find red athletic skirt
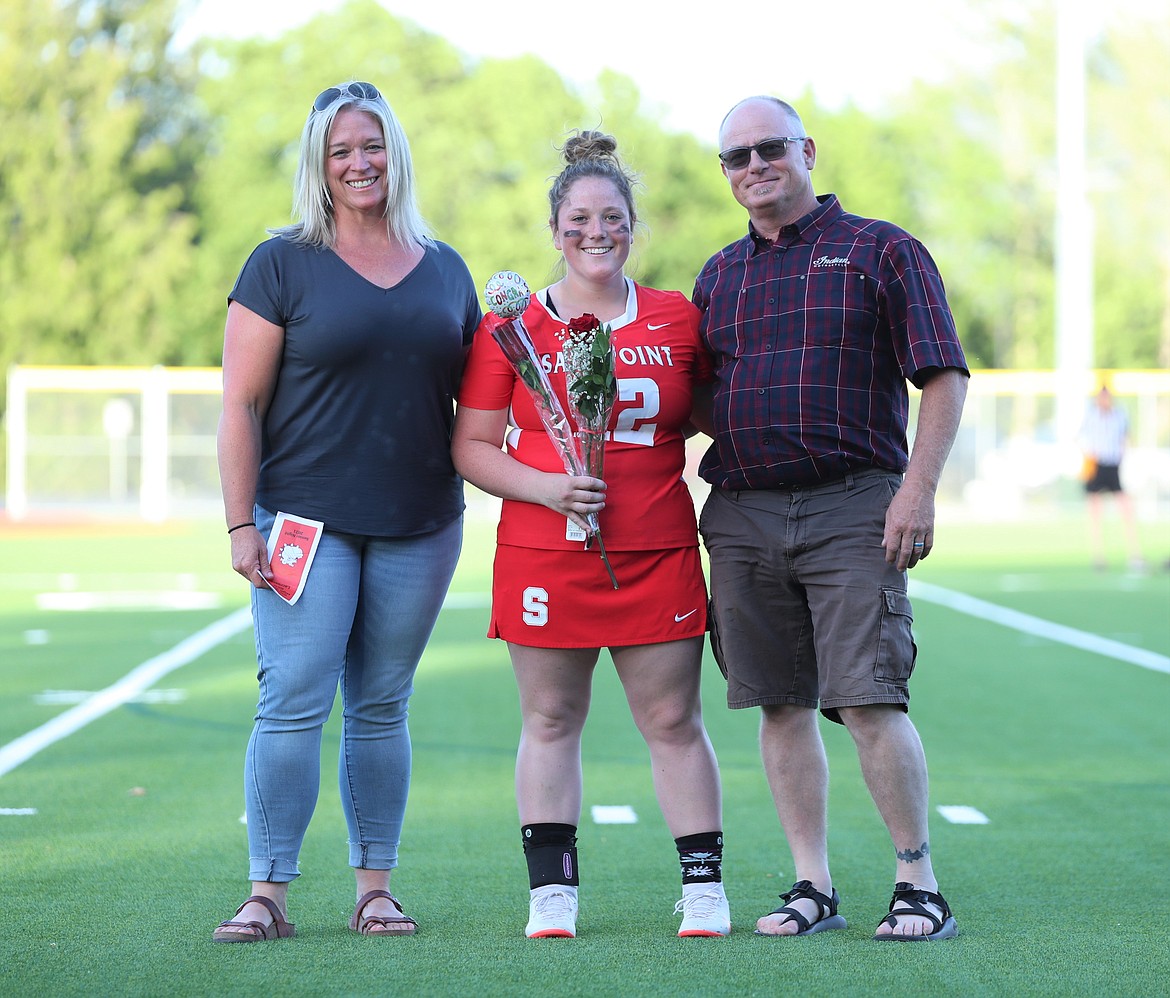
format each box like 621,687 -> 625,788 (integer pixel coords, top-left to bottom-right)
489,544 -> 708,648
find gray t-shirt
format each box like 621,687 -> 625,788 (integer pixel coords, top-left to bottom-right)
228,236 -> 480,536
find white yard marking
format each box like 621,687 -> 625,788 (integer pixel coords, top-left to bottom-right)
33,689 -> 188,705
440,592 -> 492,609
591,805 -> 638,824
36,591 -> 223,611
937,805 -> 990,825
1,808 -> 38,816
0,590 -> 492,784
910,580 -> 1170,674
0,607 -> 252,779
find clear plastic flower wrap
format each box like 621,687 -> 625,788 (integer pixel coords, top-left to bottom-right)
483,271 -> 618,589
559,311 -> 617,545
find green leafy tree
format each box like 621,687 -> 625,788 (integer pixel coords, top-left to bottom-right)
878,4 -> 1169,370
1091,15 -> 1170,367
187,0 -> 586,340
586,69 -> 745,297
2,0 -> 1164,384
187,1 -> 758,332
407,52 -> 585,292
0,0 -> 201,373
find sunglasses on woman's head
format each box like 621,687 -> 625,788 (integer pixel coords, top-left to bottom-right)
312,82 -> 380,113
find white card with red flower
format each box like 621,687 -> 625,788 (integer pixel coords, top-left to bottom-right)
265,512 -> 324,605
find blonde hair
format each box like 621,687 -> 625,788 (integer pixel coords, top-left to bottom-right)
271,82 -> 433,248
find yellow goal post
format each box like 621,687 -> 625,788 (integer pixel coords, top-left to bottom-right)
4,364 -> 1169,522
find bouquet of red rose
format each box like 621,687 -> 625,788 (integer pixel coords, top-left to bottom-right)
483,271 -> 619,588
558,310 -> 617,532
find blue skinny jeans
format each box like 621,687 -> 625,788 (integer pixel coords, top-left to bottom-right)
244,507 -> 462,882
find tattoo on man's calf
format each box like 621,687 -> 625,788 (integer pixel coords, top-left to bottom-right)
895,841 -> 930,863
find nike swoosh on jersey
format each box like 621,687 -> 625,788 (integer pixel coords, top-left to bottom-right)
674,609 -> 697,622
647,322 -> 671,330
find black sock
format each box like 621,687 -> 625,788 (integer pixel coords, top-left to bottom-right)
522,823 -> 579,889
676,831 -> 723,884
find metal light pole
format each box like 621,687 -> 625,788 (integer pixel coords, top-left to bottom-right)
1054,2 -> 1094,451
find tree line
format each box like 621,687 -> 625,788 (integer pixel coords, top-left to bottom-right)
1,0 -> 1166,389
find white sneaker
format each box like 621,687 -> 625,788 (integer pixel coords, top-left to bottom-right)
675,882 -> 731,937
526,885 -> 578,938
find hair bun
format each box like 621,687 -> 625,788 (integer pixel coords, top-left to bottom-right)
563,130 -> 618,166
547,129 -> 639,229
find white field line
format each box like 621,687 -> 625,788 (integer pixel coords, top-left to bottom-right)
910,580 -> 1170,675
36,591 -> 223,611
936,804 -> 990,825
3,583 -> 1163,786
591,805 -> 638,824
1,592 -> 491,784
0,607 -> 252,780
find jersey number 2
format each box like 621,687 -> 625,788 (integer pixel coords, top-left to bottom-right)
611,377 -> 660,446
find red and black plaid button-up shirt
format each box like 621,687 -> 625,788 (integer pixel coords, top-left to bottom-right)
693,194 -> 968,490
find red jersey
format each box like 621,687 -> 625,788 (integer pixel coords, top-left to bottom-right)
458,281 -> 712,552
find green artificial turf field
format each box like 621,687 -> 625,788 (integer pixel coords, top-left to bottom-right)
1,511 -> 1167,996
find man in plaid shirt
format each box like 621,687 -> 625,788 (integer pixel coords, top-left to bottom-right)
692,96 -> 969,942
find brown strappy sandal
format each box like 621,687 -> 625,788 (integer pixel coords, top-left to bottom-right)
349,889 -> 418,937
213,894 -> 296,943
